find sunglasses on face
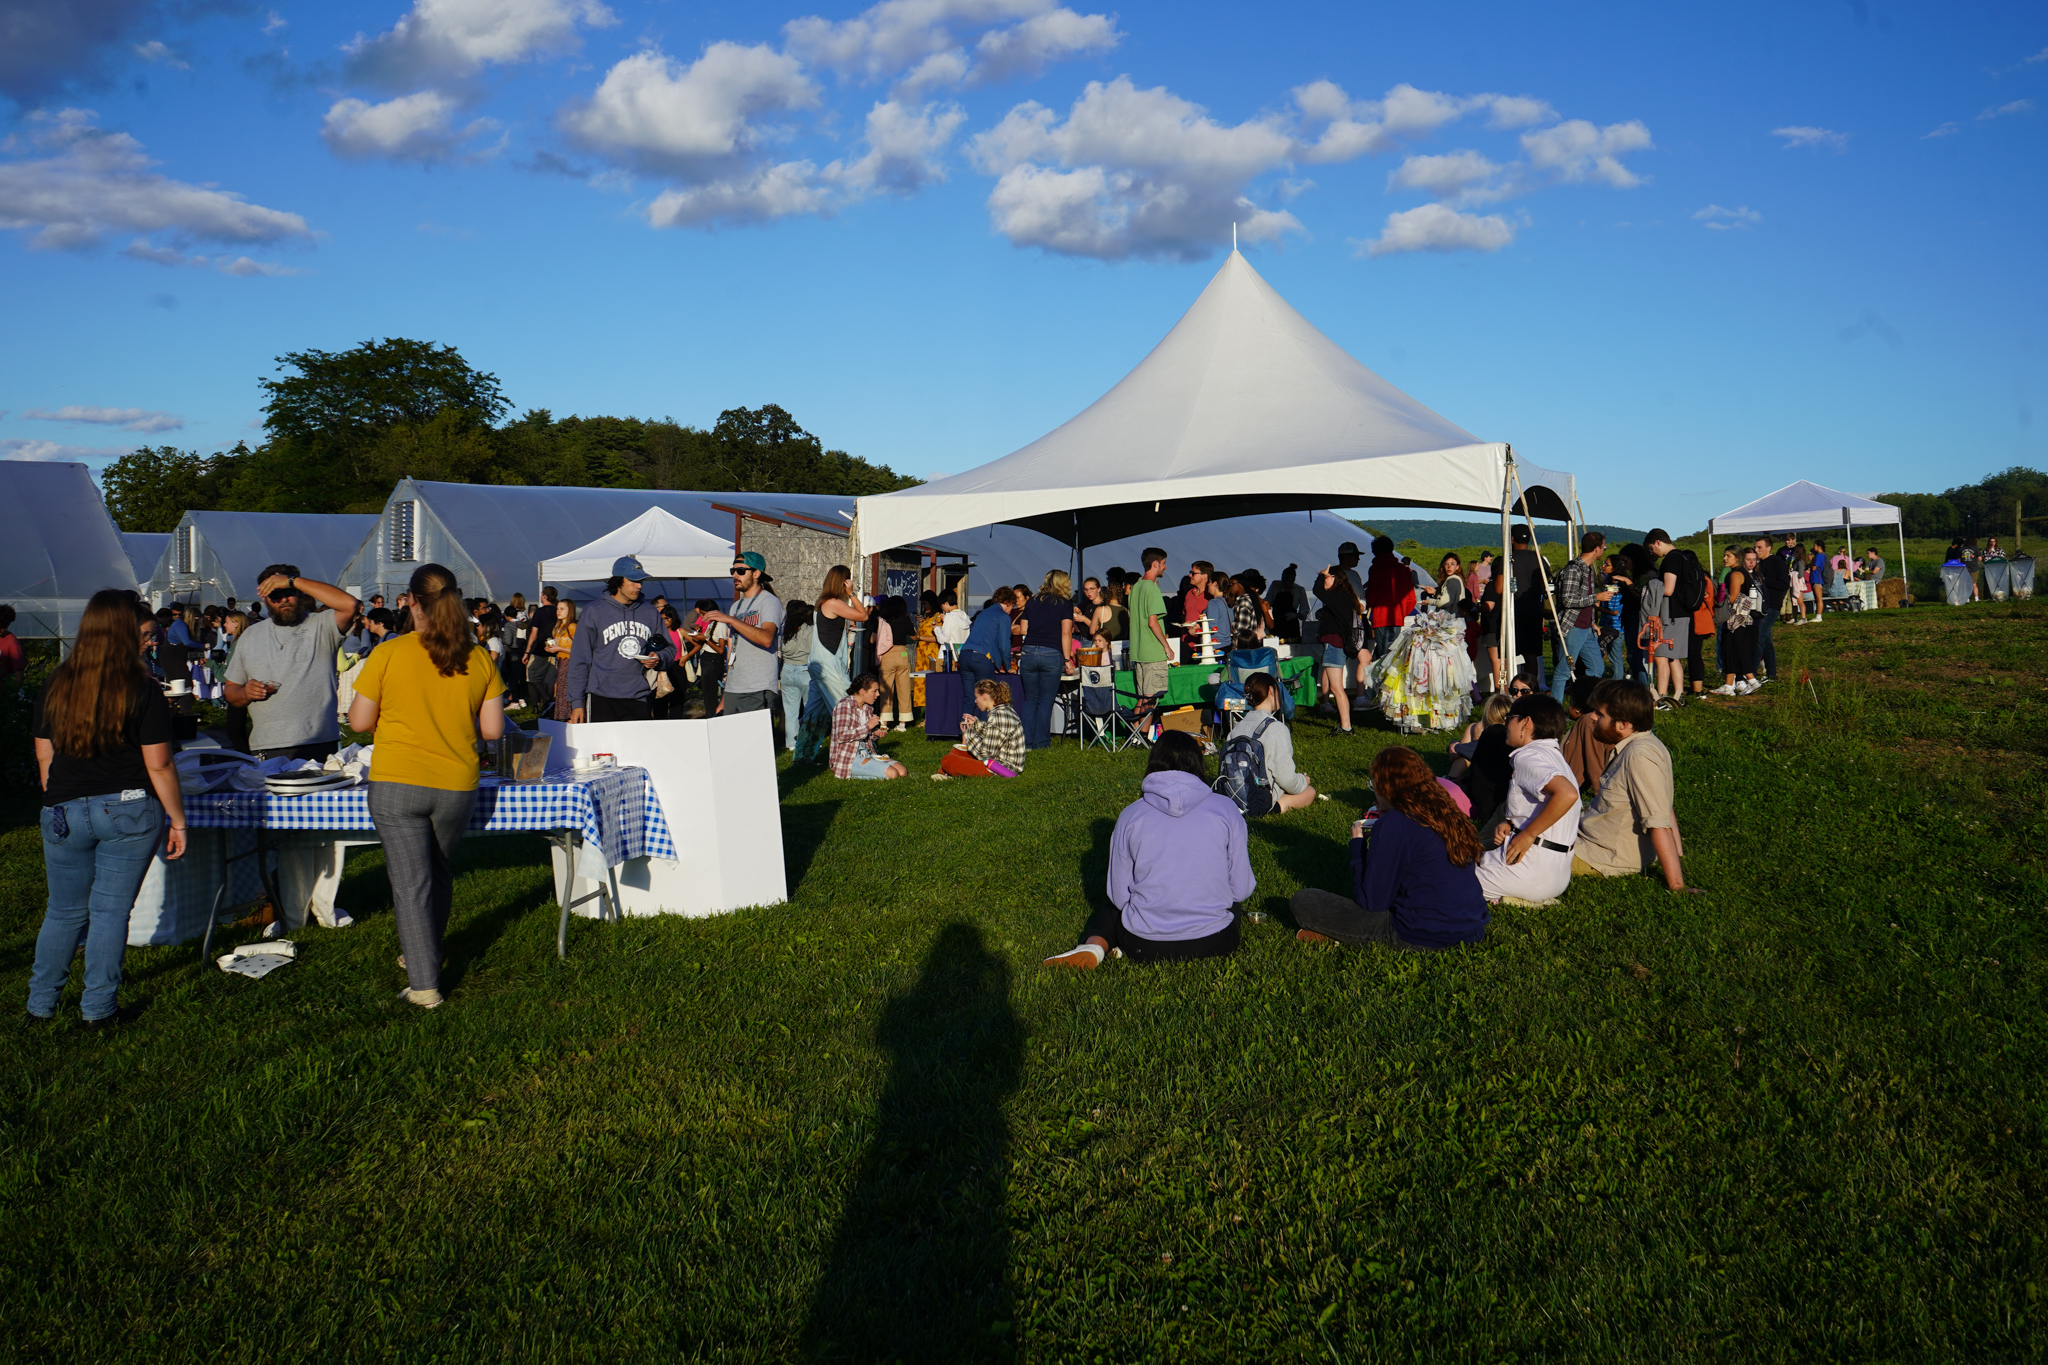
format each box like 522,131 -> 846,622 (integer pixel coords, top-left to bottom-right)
266,589 -> 301,604
729,568 -> 750,577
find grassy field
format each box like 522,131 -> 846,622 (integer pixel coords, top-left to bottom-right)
2,599 -> 2044,1361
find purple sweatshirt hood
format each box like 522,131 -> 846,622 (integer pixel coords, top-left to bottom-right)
1140,769 -> 1215,817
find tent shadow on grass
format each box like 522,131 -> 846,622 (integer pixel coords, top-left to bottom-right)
781,800 -> 843,901
801,921 -> 1024,1362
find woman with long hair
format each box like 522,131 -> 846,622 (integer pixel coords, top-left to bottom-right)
1015,570 -> 1075,749
1313,566 -> 1363,733
28,590 -> 188,1027
873,594 -> 915,731
1289,746 -> 1488,951
797,565 -> 870,763
779,599 -> 815,751
348,564 -> 506,1010
547,601 -> 578,721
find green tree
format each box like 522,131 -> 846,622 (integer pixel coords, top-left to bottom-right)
100,445 -> 244,531
710,405 -> 919,495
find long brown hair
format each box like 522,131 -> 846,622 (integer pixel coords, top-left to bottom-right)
816,565 -> 854,610
409,563 -> 471,676
1371,746 -> 1483,866
45,590 -> 151,758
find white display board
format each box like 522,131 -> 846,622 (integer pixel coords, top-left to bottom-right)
538,710 -> 786,918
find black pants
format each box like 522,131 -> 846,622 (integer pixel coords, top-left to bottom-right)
1515,600 -> 1543,680
1685,627 -> 1706,688
1080,903 -> 1240,964
588,694 -> 652,723
1289,887 -> 1440,951
1724,621 -> 1760,677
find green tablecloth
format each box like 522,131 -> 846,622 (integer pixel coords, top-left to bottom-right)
1115,655 -> 1316,709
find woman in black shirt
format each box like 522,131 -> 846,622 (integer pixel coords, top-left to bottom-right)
1016,571 -> 1076,750
29,590 -> 187,1028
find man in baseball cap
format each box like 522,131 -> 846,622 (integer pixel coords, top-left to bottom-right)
563,554 -> 675,723
700,549 -> 784,722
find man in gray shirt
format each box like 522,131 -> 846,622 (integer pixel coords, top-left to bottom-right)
702,550 -> 783,716
224,563 -> 359,759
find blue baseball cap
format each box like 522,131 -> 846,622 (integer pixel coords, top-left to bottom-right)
611,555 -> 649,581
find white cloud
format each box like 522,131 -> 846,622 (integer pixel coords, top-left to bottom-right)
263,10 -> 288,36
1520,118 -> 1653,187
2027,46 -> 2048,64
0,109 -> 312,261
1293,83 -> 1558,162
0,438 -> 134,463
132,40 -> 189,70
783,0 -> 1116,93
322,91 -> 497,163
1923,121 -> 1960,139
1693,203 -> 1760,230
645,161 -> 832,228
347,0 -> 617,87
835,98 -> 967,194
1362,202 -> 1514,257
1386,150 -> 1503,201
25,404 -> 183,432
563,44 -> 818,175
1772,125 -> 1848,151
1979,98 -> 2035,120
117,239 -> 310,273
1484,95 -> 1557,129
968,76 -> 1301,260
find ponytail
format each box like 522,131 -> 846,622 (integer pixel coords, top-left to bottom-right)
409,563 -> 471,676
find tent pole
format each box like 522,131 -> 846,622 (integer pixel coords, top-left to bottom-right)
1515,470 -> 1572,692
1072,513 -> 1083,593
1500,456 -> 1515,693
1897,519 -> 1907,605
1844,508 -> 1854,564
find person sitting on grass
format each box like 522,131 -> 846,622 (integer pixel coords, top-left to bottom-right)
1043,731 -> 1252,968
937,680 -> 1026,778
1448,690 -> 1512,780
1225,672 -> 1316,814
1289,745 -> 1488,952
1570,679 -> 1701,893
1475,694 -> 1581,906
1559,676 -> 1614,794
829,672 -> 906,781
1455,675 -> 1532,827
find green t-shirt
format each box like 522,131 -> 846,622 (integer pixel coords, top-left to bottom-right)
1127,577 -> 1168,663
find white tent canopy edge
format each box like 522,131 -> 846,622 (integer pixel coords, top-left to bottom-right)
538,506 -> 735,583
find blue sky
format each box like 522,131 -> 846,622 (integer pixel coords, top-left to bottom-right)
1,0 -> 2042,530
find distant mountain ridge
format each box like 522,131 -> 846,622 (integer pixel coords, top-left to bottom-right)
1346,517 -> 1647,547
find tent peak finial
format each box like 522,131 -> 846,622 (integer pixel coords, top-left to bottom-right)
1232,221 -> 1237,252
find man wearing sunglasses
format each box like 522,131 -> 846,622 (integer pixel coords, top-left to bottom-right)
697,551 -> 783,721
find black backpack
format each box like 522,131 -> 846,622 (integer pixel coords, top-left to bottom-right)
1667,550 -> 1709,614
1216,714 -> 1276,816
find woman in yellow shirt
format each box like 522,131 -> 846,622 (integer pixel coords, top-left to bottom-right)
348,563 -> 505,1009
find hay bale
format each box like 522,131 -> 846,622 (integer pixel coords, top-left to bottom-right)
1877,576 -> 1909,608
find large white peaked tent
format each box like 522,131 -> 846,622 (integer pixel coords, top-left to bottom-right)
539,507 -> 734,582
855,248 -> 1576,559
0,460 -> 136,638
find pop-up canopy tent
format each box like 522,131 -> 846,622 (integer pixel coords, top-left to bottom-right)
539,507 -> 734,583
149,510 -> 380,608
0,460 -> 137,638
856,248 -> 1575,667
1707,480 -> 1906,590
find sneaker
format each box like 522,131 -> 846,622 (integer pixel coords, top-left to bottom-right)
23,1010 -> 56,1028
397,987 -> 444,1009
893,723 -> 909,733
327,910 -> 356,929
1654,697 -> 1678,711
1296,929 -> 1335,945
1738,679 -> 1762,694
1710,683 -> 1739,696
260,920 -> 288,940
1042,943 -> 1106,970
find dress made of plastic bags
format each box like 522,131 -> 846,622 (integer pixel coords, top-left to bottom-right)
1369,609 -> 1476,733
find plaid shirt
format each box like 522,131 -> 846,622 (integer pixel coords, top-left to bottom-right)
1554,556 -> 1602,627
829,695 -> 878,778
1228,592 -> 1262,644
965,703 -> 1026,770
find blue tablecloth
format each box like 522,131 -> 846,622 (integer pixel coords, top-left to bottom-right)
919,668 -> 1073,740
183,766 -> 676,869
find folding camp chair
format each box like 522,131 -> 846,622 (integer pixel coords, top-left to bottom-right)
1080,665 -> 1158,753
1211,647 -> 1292,728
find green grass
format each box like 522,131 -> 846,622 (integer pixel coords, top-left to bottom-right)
3,600 -> 2046,1361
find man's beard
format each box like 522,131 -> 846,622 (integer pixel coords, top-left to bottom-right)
272,602 -> 306,626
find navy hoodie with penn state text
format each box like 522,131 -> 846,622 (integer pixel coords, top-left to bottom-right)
563,593 -> 675,705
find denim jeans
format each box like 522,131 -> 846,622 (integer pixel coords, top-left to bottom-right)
1602,629 -> 1628,681
1757,609 -> 1779,679
957,650 -> 999,725
1018,645 -> 1063,749
30,791 -> 163,1020
1549,625 -> 1606,701
779,668 -> 809,751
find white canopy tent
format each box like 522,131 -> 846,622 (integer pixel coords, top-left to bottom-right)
856,248 -> 1575,670
1707,480 -> 1906,588
0,460 -> 137,638
538,507 -> 734,583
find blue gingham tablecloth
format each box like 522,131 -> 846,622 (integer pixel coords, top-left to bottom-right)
184,766 -> 675,870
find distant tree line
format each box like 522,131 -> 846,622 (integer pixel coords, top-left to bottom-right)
101,338 -> 921,532
1876,466 -> 2048,541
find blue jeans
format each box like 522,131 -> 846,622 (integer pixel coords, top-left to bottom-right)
30,792 -> 163,1021
1018,645 -> 1063,749
1757,609 -> 1779,679
780,668 -> 809,751
1602,629 -> 1627,681
1550,625 -> 1605,701
958,650 -> 999,724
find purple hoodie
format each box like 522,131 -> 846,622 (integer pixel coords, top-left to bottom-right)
1108,770 -> 1255,941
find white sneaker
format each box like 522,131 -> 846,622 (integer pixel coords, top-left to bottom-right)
260,920 -> 288,940
1739,679 -> 1762,694
1710,683 -> 1739,696
328,910 -> 356,929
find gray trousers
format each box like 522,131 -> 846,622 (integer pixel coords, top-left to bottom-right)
1290,887 -> 1434,951
366,781 -> 477,994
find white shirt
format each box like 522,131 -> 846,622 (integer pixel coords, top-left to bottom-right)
1506,737 -> 1580,847
936,609 -> 971,645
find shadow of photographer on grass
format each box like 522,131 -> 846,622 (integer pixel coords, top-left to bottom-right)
802,921 -> 1024,1362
